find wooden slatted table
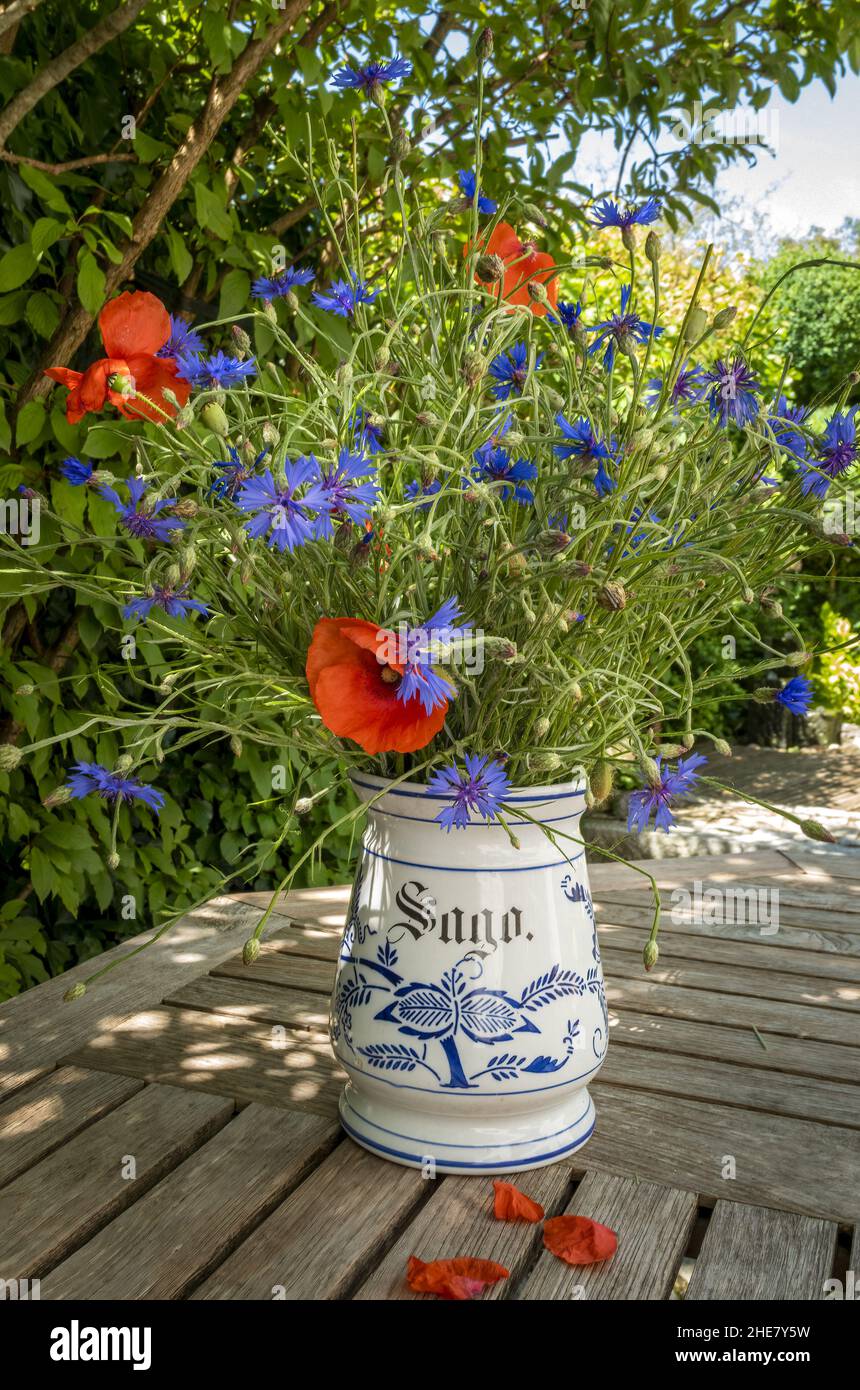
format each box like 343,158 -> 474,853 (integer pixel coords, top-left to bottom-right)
1,848 -> 858,1301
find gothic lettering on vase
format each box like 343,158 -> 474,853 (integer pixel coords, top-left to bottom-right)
388,878 -> 532,951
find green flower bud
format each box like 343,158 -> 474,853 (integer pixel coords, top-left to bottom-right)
15,684 -> 35,696
43,785 -> 72,808
388,128 -> 411,163
712,306 -> 737,330
286,290 -> 299,314
535,716 -> 551,739
639,755 -> 661,787
643,940 -> 659,971
590,759 -> 614,804
201,402 -> 230,437
64,982 -> 87,1003
263,301 -> 278,323
521,202 -> 547,229
172,498 -> 198,520
162,388 -> 180,409
528,751 -> 561,774
785,651 -> 810,668
368,81 -> 387,109
0,744 -> 23,771
570,681 -> 583,703
107,851 -> 121,870
621,225 -> 637,254
645,230 -> 661,265
336,360 -> 354,390
527,279 -> 549,306
475,253 -> 505,283
476,26 -> 494,61
683,306 -> 708,342
713,738 -> 732,757
242,937 -> 261,966
596,581 -> 627,612
680,733 -> 695,750
175,404 -> 195,431
231,324 -> 252,357
114,754 -> 134,774
800,819 -> 836,844
230,734 -> 243,757
294,797 -> 313,816
463,349 -> 486,388
261,420 -> 280,447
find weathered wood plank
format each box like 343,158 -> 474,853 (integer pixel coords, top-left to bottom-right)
234,885 -> 350,927
191,1138 -> 428,1300
686,1201 -> 837,1300
354,1164 -> 571,1301
598,916 -> 860,976
517,1171 -> 697,1300
780,848 -> 860,881
62,1006 -> 344,1118
599,1040 -> 860,1129
213,953 -> 335,995
165,975 -> 330,1033
0,1067 -> 142,1189
0,1085 -> 232,1279
604,947 -> 860,1015
596,882 -> 860,922
605,974 -> 857,1046
44,1104 -> 338,1300
606,1008 -> 860,1085
588,852 -> 795,894
582,1084 -> 860,1223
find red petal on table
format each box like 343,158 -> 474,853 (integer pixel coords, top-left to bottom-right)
492,1180 -> 544,1223
406,1255 -> 510,1301
543,1214 -> 618,1265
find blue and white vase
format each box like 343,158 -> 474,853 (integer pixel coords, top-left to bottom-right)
330,773 -> 607,1175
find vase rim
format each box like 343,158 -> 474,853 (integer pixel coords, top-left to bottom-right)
349,768 -> 587,805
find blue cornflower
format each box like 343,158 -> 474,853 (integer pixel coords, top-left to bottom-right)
767,396 -> 809,461
332,56 -> 412,96
645,360 -> 706,411
703,357 -> 761,428
66,761 -> 164,815
797,410 -> 858,498
314,449 -> 379,538
471,432 -> 538,505
456,169 -> 497,214
774,676 -> 813,716
590,196 -> 661,230
174,351 -> 258,390
350,406 -> 384,454
251,265 -> 315,301
548,301 -> 583,335
554,413 -> 617,496
628,753 -> 707,834
60,457 -> 94,486
210,445 -> 270,501
405,478 -> 442,510
157,315 -> 204,358
588,285 -> 663,370
427,754 -> 511,832
99,477 -> 185,543
123,584 -> 208,623
488,342 -> 542,400
234,458 -> 326,553
392,598 -> 472,716
312,273 -> 378,318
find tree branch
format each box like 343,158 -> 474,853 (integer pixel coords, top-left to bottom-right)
0,150 -> 137,173
0,0 -> 152,149
0,0 -> 45,41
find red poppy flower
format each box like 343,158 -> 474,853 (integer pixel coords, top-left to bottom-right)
543,1214 -> 618,1265
306,617 -> 448,755
492,1180 -> 544,1223
406,1255 -> 509,1301
467,220 -> 558,316
45,291 -> 191,425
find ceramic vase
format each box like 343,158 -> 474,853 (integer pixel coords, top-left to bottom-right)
329,773 -> 608,1174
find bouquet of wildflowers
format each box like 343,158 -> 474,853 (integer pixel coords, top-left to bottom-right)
9,30 -> 859,986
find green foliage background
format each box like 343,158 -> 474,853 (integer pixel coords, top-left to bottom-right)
2,0 -> 860,997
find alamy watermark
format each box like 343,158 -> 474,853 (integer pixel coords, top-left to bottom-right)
670,880 -> 779,935
668,101 -> 779,151
1,495 -> 40,546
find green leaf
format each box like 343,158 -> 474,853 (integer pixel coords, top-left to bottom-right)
0,244 -> 38,292
27,290 -> 60,339
16,399 -> 46,447
193,182 -> 233,241
166,225 -> 192,283
77,252 -> 106,314
29,845 -> 56,901
83,424 -> 129,459
31,216 -> 66,258
17,164 -> 71,213
218,268 -> 251,319
133,129 -> 168,163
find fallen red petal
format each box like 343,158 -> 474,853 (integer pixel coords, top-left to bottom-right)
406,1255 -> 510,1300
492,1180 -> 544,1223
543,1214 -> 618,1265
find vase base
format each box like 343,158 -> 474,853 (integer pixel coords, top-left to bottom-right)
337,1083 -> 596,1175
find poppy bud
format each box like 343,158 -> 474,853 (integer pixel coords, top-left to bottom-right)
656,743 -> 686,758
243,937 -> 261,965
683,306 -> 708,342
107,851 -> 120,870
713,738 -> 732,756
261,420 -> 280,447
712,306 -> 737,330
784,650 -> 810,668
535,716 -> 551,739
528,751 -> 561,774
643,940 -> 659,971
388,128 -> 411,163
336,360 -> 354,390
596,581 -> 627,611
201,402 -> 230,437
527,280 -> 549,306
476,26 -> 494,61
475,253 -> 505,283
231,324 -> 252,357
521,202 -> 547,229
680,732 -> 695,750
800,819 -> 836,844
294,797 -> 314,816
159,671 -> 180,694
463,350 -> 486,388
590,759 -> 614,804
645,230 -> 661,265
231,734 -> 242,757
64,982 -> 87,1003
0,745 -> 22,771
179,543 -> 197,575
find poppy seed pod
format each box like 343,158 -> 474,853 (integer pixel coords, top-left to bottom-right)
683,306 -> 708,342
